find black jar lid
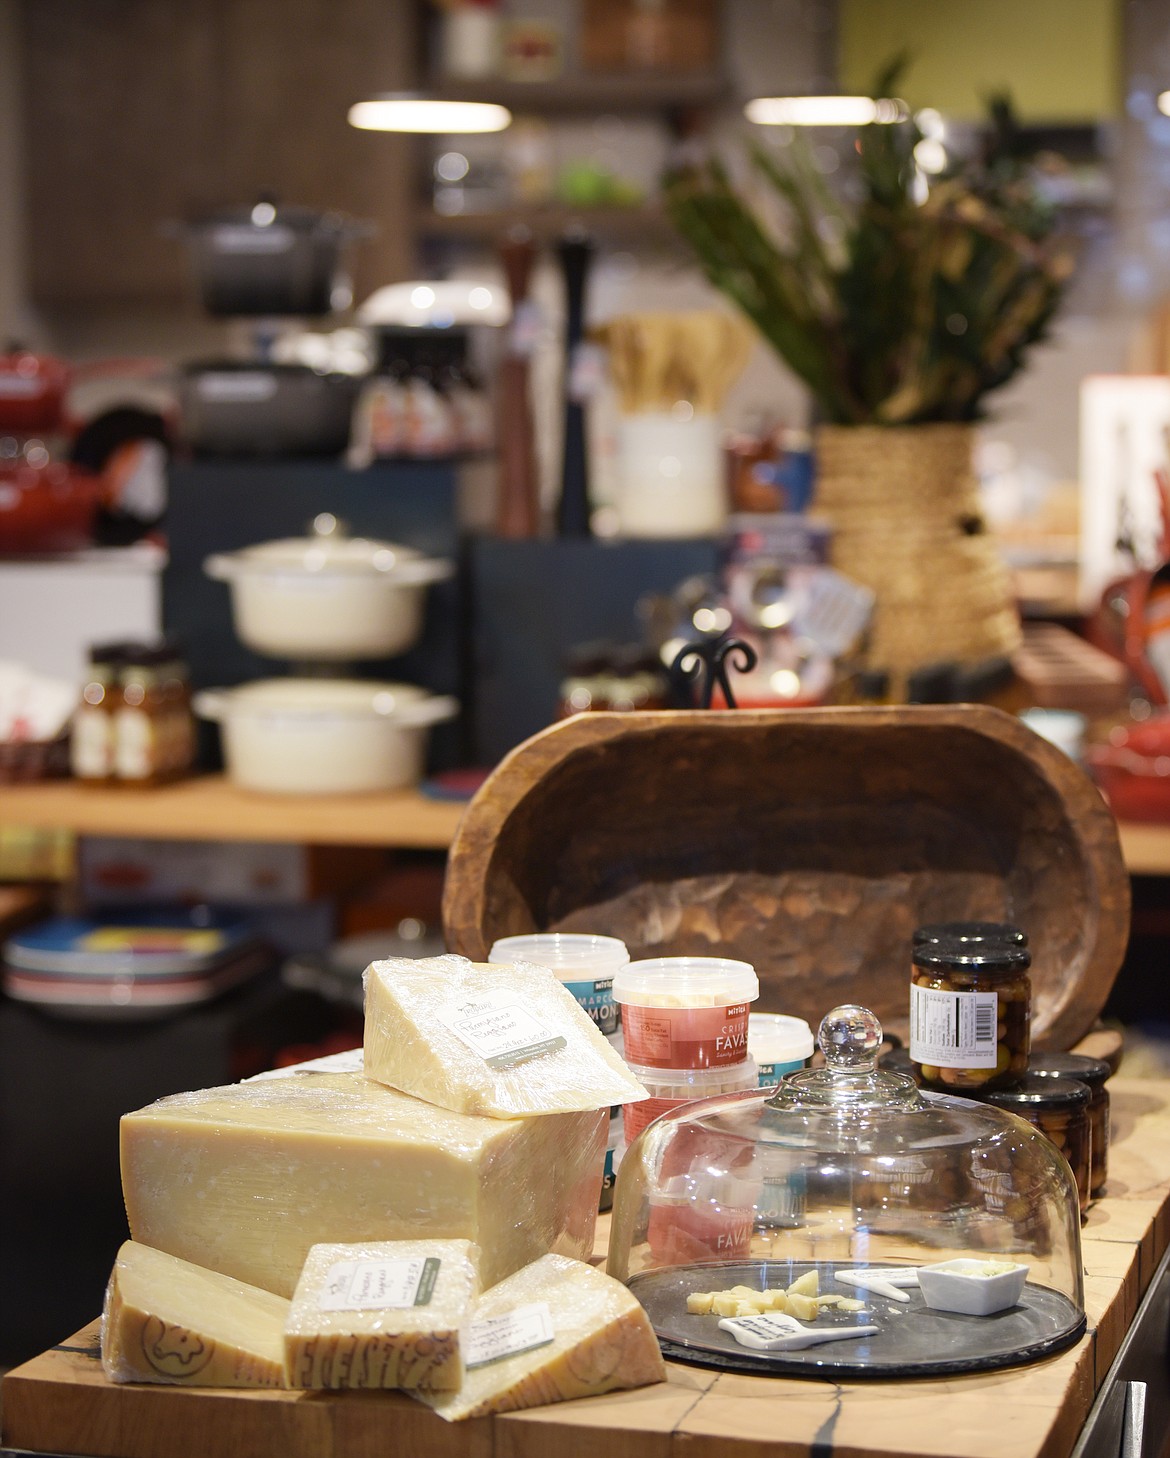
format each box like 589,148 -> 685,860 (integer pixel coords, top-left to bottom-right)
913,921 -> 1029,948
1028,1052 -> 1111,1091
982,1074 -> 1090,1111
912,940 -> 1032,975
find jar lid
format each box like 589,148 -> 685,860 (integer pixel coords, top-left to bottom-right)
982,1074 -> 1090,1111
913,921 -> 1029,948
913,940 -> 1032,974
1027,1053 -> 1111,1090
748,1012 -> 815,1065
613,956 -> 759,1008
488,933 -> 630,979
624,1056 -> 759,1097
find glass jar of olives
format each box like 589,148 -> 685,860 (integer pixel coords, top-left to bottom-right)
1028,1052 -> 1111,1199
909,938 -> 1031,1092
982,1075 -> 1092,1215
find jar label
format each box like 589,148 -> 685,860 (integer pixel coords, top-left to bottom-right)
909,985 -> 998,1067
315,1255 -> 440,1312
440,1000 -> 567,1070
72,706 -> 113,778
561,975 -> 618,1036
114,707 -> 156,780
621,1001 -> 750,1069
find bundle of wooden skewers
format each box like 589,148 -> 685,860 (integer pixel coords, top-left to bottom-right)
592,310 -> 755,415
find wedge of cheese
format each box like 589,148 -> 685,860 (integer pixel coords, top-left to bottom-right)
121,1070 -> 607,1295
285,1239 -> 479,1390
417,1253 -> 666,1421
363,954 -> 648,1117
101,1240 -> 288,1387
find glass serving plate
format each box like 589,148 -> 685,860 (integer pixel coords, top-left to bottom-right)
608,1005 -> 1085,1378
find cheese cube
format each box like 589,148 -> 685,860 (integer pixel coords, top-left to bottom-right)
284,1239 -> 479,1391
418,1253 -> 666,1421
121,1070 -> 607,1296
101,1240 -> 288,1387
363,954 -> 648,1118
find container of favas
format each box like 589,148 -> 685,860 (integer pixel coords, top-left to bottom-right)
612,957 -> 759,1072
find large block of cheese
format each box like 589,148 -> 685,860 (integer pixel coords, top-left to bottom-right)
285,1239 -> 479,1390
363,954 -> 647,1117
418,1253 -> 666,1421
101,1240 -> 288,1387
121,1070 -> 607,1296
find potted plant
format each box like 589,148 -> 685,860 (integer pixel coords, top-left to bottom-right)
665,64 -> 1075,692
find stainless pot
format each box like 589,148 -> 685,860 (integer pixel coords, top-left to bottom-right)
178,362 -> 360,457
170,202 -> 374,317
194,677 -> 458,794
205,513 -> 453,661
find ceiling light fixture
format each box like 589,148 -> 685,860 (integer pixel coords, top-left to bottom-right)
348,94 -> 512,133
1158,90 -> 1170,116
744,95 -> 908,127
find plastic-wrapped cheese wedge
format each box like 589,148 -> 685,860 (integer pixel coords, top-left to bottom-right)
101,1240 -> 288,1387
417,1253 -> 666,1422
363,954 -> 648,1118
285,1239 -> 479,1390
121,1070 -> 607,1295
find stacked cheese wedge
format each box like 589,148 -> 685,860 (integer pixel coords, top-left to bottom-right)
104,954 -> 664,1420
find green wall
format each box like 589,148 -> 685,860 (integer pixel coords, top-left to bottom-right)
839,0 -> 1121,122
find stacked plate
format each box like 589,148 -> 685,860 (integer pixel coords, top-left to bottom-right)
2,907 -> 269,1020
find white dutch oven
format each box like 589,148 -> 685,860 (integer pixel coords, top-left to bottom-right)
194,678 -> 458,794
205,513 -> 453,661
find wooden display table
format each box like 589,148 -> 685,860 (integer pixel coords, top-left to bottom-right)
4,1077 -> 1169,1458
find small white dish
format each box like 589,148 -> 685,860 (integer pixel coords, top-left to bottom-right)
916,1258 -> 1028,1316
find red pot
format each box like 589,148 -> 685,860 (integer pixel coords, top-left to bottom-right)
0,457 -> 103,553
0,349 -> 70,433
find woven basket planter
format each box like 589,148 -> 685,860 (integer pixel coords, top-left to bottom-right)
814,423 -> 1021,695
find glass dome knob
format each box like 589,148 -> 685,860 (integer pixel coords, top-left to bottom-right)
818,1005 -> 883,1072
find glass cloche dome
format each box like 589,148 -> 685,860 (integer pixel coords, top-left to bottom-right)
608,1005 -> 1085,1377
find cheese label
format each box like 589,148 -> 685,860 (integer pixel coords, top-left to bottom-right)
465,1302 -> 555,1370
316,1256 -> 440,1312
441,1000 -> 567,1070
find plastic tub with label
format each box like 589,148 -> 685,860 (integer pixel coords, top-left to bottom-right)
612,957 -> 758,1070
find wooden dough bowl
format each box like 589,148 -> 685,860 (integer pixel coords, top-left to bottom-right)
443,706 -> 1131,1051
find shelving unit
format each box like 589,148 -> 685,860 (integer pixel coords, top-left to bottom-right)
0,776 -> 464,850
431,71 -> 729,115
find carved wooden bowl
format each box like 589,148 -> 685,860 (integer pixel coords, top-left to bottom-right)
442,706 -> 1130,1051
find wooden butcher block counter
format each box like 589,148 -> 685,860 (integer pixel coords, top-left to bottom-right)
3,1077 -> 1170,1458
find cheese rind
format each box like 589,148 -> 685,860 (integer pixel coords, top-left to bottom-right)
418,1253 -> 666,1421
363,954 -> 648,1117
101,1240 -> 288,1387
284,1239 -> 479,1390
120,1070 -> 606,1295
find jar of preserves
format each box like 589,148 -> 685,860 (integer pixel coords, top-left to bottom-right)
1028,1052 -> 1111,1198
71,642 -> 127,783
113,645 -> 168,785
982,1075 -> 1092,1216
909,939 -> 1031,1092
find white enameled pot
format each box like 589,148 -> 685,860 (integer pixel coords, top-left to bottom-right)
194,678 -> 458,794
204,513 -> 453,661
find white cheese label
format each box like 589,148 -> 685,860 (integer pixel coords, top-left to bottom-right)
465,1302 -> 555,1369
441,1000 -> 567,1070
909,984 -> 998,1067
316,1256 -> 440,1311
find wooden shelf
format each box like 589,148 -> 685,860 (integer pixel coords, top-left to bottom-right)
0,776 -> 465,850
418,200 -> 685,247
432,71 -> 728,115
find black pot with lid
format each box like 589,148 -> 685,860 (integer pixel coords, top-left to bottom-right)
168,199 -> 375,318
